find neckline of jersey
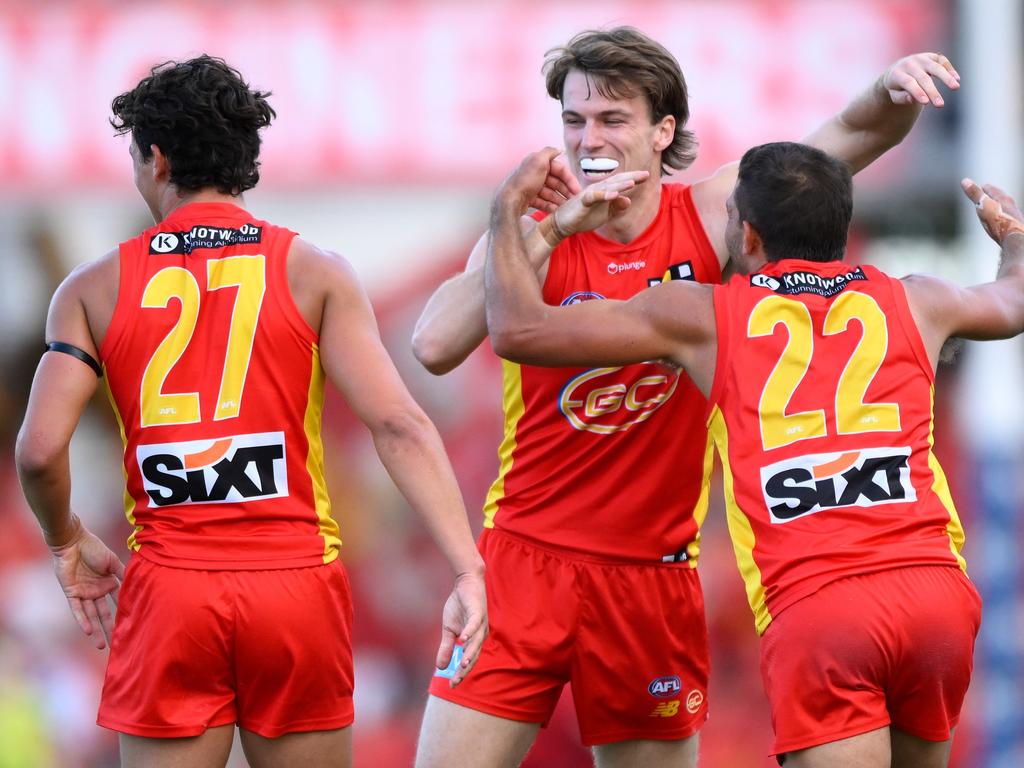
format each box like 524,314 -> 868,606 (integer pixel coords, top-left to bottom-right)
576,183 -> 670,254
759,257 -> 858,274
161,200 -> 251,227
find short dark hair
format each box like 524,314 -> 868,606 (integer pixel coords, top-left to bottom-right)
734,142 -> 853,263
111,55 -> 275,195
543,27 -> 696,174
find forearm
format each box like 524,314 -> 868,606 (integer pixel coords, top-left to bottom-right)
372,412 -> 484,577
412,269 -> 489,375
806,77 -> 922,173
15,446 -> 80,547
484,202 -> 549,358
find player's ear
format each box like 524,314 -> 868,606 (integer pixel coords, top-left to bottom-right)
149,145 -> 171,183
742,221 -> 763,257
653,114 -> 675,153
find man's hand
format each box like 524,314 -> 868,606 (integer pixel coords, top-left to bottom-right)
962,178 -> 1024,244
49,523 -> 125,651
435,569 -> 487,687
883,52 -> 959,107
528,152 -> 582,213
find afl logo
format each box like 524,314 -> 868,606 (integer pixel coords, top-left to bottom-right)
559,363 -> 679,435
648,676 -> 682,698
561,291 -> 604,306
150,233 -> 180,253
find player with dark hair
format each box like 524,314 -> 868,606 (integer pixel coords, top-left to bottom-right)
484,143 -> 1022,768
16,55 -> 487,768
414,25 -> 960,768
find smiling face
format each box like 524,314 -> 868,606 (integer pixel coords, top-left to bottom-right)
561,68 -> 674,188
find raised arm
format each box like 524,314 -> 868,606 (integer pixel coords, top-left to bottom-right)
904,179 -> 1024,368
693,52 -> 960,264
16,262 -> 125,651
299,241 -> 486,684
484,149 -> 717,394
411,157 -> 580,375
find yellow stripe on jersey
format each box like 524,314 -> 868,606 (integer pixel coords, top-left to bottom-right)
709,405 -> 772,634
103,369 -> 142,552
483,360 -> 526,529
926,386 -> 967,572
682,430 -> 717,568
303,344 -> 341,564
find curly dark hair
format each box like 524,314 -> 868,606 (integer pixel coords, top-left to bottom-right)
544,27 -> 696,175
111,55 -> 275,195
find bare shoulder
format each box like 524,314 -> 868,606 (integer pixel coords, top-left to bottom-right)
287,237 -> 369,332
900,272 -> 964,313
688,161 -> 739,218
48,248 -> 120,352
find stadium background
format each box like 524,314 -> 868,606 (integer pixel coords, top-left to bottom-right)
0,0 -> 1021,765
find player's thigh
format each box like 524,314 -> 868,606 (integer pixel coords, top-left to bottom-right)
785,727 -> 890,768
239,725 -> 351,768
572,562 -> 708,746
890,727 -> 952,768
416,695 -> 540,768
593,734 -> 699,768
233,562 -> 354,737
119,723 -> 235,768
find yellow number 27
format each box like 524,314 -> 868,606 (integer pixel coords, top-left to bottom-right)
139,255 -> 266,427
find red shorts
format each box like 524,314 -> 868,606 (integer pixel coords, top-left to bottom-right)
98,555 -> 354,738
429,529 -> 710,746
761,565 -> 981,757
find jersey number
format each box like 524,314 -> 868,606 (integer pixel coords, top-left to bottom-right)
139,256 -> 266,427
747,292 -> 901,451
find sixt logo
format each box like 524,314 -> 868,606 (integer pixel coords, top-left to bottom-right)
149,223 -> 263,255
649,675 -> 682,698
561,291 -> 605,305
559,363 -> 679,435
760,447 -> 916,523
137,432 -> 288,507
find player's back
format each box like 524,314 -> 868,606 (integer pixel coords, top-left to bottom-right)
101,202 -> 338,570
709,258 -> 967,634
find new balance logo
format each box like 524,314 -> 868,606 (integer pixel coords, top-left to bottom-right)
650,701 -> 680,718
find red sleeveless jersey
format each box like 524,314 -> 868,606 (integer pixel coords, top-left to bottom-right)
708,259 -> 967,633
99,202 -> 338,569
484,184 -> 721,562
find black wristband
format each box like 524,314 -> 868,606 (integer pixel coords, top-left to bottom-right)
45,342 -> 103,378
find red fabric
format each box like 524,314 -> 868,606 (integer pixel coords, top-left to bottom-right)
429,529 -> 710,745
98,557 -> 354,738
710,260 -> 967,629
760,566 -> 980,756
100,202 -> 338,569
487,184 -> 722,562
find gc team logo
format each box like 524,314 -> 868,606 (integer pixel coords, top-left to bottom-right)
685,690 -> 705,714
559,364 -> 679,435
760,446 -> 916,523
137,432 -> 289,507
561,291 -> 604,305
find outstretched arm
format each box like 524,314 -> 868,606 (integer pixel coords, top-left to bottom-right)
694,52 -> 960,263
485,148 -> 717,393
310,244 -> 486,685
411,156 -> 580,374
904,179 -> 1024,368
16,266 -> 125,651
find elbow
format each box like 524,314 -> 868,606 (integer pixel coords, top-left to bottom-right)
411,329 -> 458,376
15,430 -> 61,481
370,406 -> 435,451
489,323 -> 533,362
